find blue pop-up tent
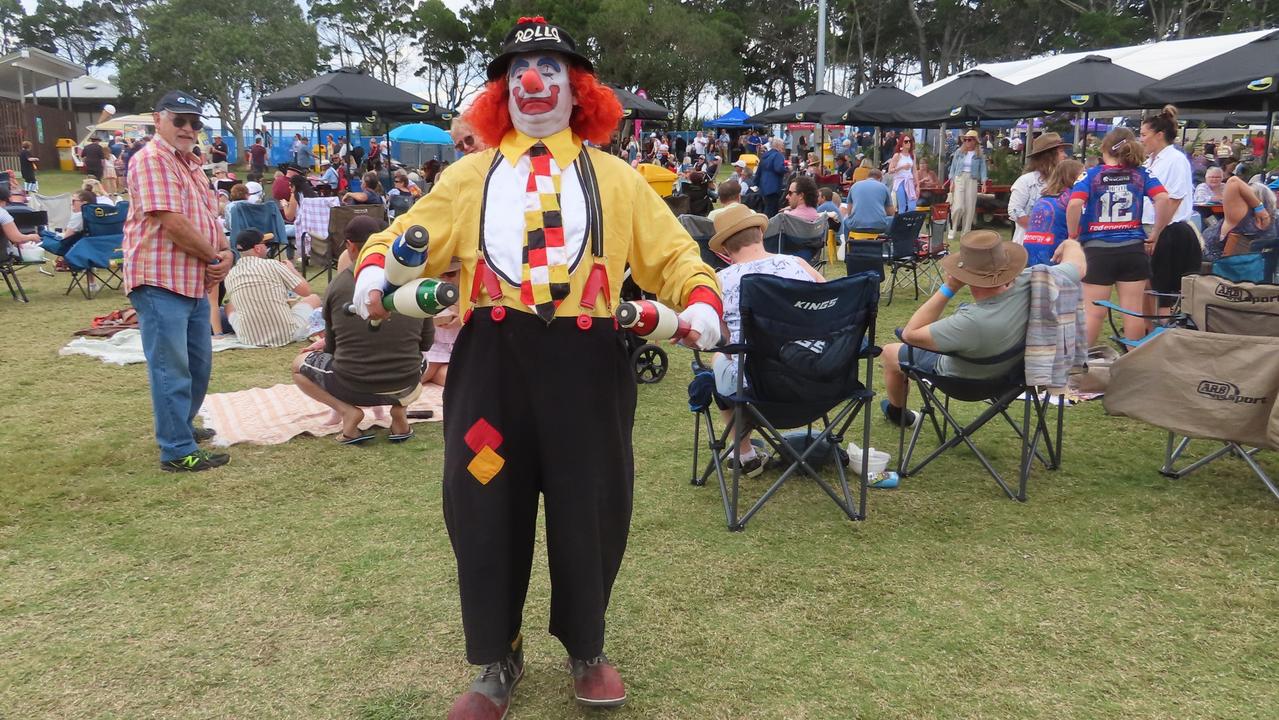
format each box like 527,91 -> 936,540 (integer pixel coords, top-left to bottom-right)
705,107 -> 752,128
389,123 -> 454,166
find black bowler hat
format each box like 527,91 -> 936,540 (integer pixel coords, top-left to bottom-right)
486,16 -> 592,81
154,90 -> 205,116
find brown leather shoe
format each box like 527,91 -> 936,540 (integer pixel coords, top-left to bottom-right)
447,639 -> 524,720
567,655 -> 627,707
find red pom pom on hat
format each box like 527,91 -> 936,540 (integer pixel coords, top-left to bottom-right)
517,16 -> 546,24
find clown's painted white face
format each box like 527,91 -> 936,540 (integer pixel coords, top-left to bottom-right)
507,52 -> 573,139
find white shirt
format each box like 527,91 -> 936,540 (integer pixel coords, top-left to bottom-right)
962,151 -> 975,173
1008,170 -> 1046,245
482,151 -> 588,287
1143,145 -> 1195,224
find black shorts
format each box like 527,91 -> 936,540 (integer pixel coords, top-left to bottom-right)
1149,221 -> 1203,306
297,351 -> 419,407
1082,243 -> 1150,285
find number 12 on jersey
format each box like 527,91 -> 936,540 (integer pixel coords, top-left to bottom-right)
1097,186 -> 1134,223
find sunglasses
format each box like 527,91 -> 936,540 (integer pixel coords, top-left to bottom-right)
170,116 -> 204,131
454,135 -> 474,152
963,138 -> 976,142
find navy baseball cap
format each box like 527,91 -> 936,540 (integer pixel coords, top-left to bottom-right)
154,90 -> 205,117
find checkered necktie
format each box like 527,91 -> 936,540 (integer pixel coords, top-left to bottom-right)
521,143 -> 571,323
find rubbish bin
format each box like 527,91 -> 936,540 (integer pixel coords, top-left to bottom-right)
56,138 -> 77,171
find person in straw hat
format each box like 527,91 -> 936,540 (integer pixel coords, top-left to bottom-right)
879,229 -> 1086,429
708,203 -> 825,475
1008,132 -> 1071,245
946,129 -> 988,238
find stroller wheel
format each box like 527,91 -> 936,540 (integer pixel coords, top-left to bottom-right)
631,343 -> 668,384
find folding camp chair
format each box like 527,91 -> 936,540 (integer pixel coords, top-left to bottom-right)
307,204 -> 386,281
678,214 -> 727,271
1106,274 -> 1279,501
63,202 -> 128,299
227,201 -> 289,258
0,209 -> 49,302
689,272 -> 881,530
764,213 -> 827,263
880,211 -> 931,305
894,331 -> 1065,502
296,196 -> 340,271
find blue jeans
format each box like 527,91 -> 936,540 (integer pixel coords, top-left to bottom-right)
130,285 -> 212,461
895,183 -> 917,213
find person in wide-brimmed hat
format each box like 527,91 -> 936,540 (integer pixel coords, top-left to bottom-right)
877,229 -> 1087,430
1009,131 -> 1072,245
707,203 -> 824,475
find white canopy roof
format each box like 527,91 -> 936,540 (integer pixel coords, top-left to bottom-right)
914,28 -> 1277,97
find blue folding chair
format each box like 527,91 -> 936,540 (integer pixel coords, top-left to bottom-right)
64,202 -> 128,299
689,272 -> 881,530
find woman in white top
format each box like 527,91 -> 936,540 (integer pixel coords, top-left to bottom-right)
946,130 -> 988,237
1140,105 -> 1199,233
1008,132 -> 1069,245
887,135 -> 918,213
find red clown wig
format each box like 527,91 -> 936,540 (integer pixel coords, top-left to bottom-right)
464,66 -> 623,149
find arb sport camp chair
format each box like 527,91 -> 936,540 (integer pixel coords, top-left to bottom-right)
688,272 -> 881,530
1,208 -> 48,302
307,204 -> 385,281
1105,274 -> 1279,501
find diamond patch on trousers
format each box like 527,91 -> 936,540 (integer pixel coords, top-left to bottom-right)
468,445 -> 505,486
464,418 -> 503,453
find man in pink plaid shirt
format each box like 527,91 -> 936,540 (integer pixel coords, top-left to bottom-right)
123,90 -> 235,472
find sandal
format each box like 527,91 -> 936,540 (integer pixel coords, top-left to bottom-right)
388,429 -> 415,443
337,432 -> 376,445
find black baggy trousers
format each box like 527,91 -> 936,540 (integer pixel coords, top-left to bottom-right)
442,307 -> 637,665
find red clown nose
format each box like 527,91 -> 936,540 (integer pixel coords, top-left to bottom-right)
520,68 -> 544,94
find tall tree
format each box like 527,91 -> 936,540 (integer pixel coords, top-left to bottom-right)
311,0 -> 417,85
117,0 -> 319,144
412,0 -> 484,110
18,0 -> 117,73
0,0 -> 23,54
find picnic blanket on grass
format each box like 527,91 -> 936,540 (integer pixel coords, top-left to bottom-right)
60,328 -> 254,365
198,382 -> 443,447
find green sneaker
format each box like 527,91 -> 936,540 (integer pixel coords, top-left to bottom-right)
160,450 -> 230,472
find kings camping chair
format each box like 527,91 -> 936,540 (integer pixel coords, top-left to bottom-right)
1,209 -> 48,301
227,201 -> 289,259
688,272 -> 881,530
1105,274 -> 1279,501
309,204 -> 386,281
764,213 -> 827,263
880,210 -> 931,306
63,202 -> 128,299
679,214 -> 727,272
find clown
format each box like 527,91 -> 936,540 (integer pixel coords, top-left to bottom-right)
351,16 -> 723,720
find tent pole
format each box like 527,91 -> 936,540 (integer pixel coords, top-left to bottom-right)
1265,97 -> 1273,172
873,126 -> 880,165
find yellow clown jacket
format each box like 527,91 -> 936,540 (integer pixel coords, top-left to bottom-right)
355,128 -> 721,319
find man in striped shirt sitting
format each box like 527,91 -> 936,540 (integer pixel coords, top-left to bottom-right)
223,229 -> 321,347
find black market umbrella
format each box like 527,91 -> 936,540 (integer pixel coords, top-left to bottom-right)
982,55 -> 1156,114
608,85 -> 674,122
1140,30 -> 1279,112
261,67 -> 455,123
1141,31 -> 1279,157
819,84 -> 917,125
747,90 -> 855,125
891,69 -> 1021,126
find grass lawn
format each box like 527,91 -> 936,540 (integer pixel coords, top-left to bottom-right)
2,217 -> 1277,719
